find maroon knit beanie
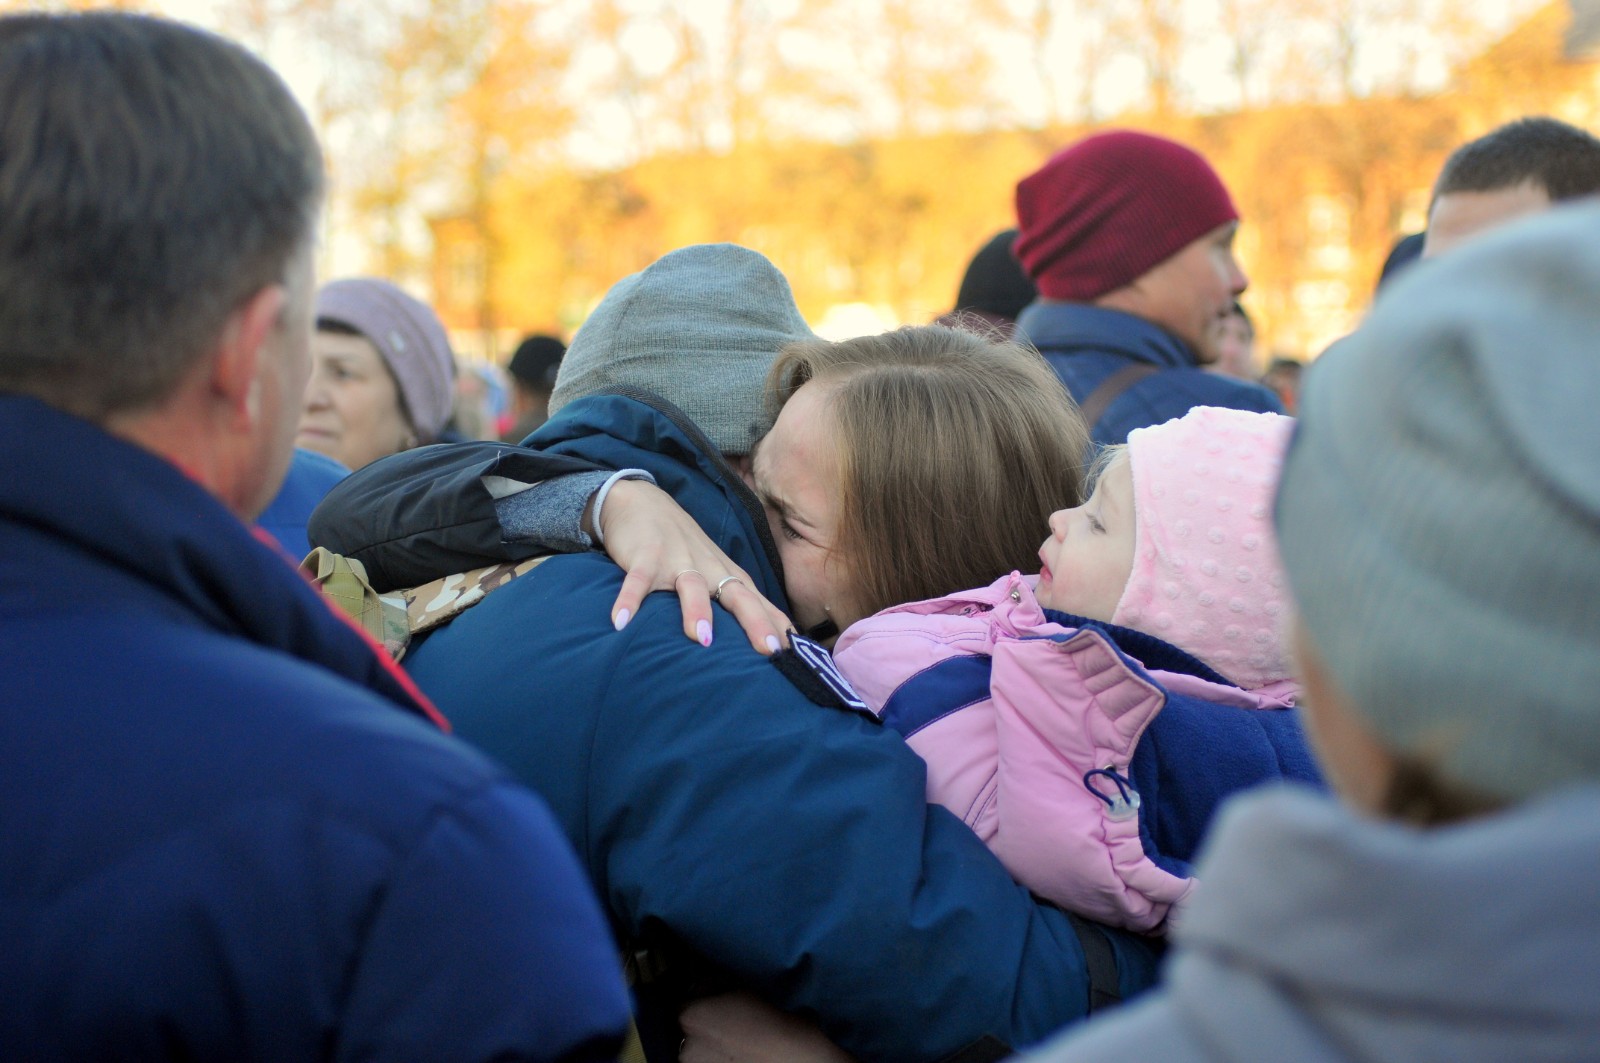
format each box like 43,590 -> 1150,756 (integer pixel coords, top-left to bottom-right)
1015,130 -> 1238,302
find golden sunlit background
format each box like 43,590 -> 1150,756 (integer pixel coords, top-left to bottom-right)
10,0 -> 1594,361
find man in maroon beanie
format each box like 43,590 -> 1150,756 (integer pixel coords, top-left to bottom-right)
1013,130 -> 1282,447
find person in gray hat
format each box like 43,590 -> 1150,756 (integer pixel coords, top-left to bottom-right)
297,277 -> 456,470
1018,201 -> 1600,1063
310,242 -> 1165,1062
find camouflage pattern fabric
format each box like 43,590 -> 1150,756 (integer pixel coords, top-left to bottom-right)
302,547 -> 549,661
401,556 -> 550,648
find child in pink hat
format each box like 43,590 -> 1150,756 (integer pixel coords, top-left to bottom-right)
1049,404 -> 1295,689
834,407 -> 1313,932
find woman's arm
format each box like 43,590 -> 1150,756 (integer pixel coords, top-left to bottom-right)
309,440 -> 790,653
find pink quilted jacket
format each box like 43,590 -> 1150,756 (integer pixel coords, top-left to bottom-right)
833,572 -> 1298,932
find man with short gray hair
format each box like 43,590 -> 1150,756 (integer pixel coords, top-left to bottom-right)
0,12 -> 628,1059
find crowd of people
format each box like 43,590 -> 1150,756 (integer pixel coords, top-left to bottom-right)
2,10 -> 1597,1063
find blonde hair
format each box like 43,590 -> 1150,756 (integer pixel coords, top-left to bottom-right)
1085,443 -> 1127,493
767,324 -> 1089,619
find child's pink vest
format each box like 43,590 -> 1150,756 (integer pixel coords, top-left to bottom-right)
834,572 -> 1298,932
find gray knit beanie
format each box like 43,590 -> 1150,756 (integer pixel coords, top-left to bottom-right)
1276,201 -> 1600,803
316,278 -> 456,443
550,243 -> 816,454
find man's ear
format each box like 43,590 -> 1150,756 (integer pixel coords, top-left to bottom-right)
727,452 -> 755,490
210,284 -> 287,427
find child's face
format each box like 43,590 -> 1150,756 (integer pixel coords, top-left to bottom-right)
1035,452 -> 1138,622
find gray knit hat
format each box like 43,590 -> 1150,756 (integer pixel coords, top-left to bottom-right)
1276,200 -> 1600,803
316,278 -> 456,443
550,243 -> 816,454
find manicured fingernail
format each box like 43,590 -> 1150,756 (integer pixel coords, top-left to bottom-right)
765,635 -> 782,655
697,619 -> 713,646
613,608 -> 630,631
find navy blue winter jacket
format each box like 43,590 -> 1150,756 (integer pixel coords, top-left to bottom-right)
259,446 -> 349,561
311,390 -> 1164,1063
1015,302 -> 1283,447
0,397 -> 630,1062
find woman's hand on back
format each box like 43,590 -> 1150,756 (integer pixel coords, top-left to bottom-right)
598,479 -> 792,655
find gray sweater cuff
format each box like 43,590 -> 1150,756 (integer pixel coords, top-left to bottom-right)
494,471 -> 612,552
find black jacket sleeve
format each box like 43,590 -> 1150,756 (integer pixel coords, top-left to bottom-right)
307,442 -> 609,592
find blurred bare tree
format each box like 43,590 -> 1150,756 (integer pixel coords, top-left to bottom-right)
196,0 -> 1558,356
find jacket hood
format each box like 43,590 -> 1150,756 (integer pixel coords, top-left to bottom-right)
528,387 -> 789,612
1168,784 -> 1600,1062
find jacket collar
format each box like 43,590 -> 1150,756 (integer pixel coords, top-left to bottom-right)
1041,604 -> 1237,686
1015,301 -> 1198,370
0,395 -> 447,729
529,388 -> 791,613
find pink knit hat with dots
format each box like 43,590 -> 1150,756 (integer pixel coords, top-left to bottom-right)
1110,407 -> 1295,689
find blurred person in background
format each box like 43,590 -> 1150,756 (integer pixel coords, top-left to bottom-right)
297,277 -> 456,470
503,332 -> 567,441
1202,300 -> 1259,380
445,359 -> 510,442
1374,231 -> 1425,293
1423,116 -> 1600,259
1261,356 -> 1304,415
935,227 -> 1037,339
1013,131 -> 1281,449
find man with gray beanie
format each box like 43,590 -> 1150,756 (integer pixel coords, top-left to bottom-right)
1020,201 -> 1600,1063
311,242 -> 1163,1062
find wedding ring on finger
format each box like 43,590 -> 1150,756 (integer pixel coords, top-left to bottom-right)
712,575 -> 747,603
673,568 -> 706,591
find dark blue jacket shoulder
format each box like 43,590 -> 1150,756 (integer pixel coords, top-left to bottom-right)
1016,302 -> 1283,446
0,397 -> 629,1062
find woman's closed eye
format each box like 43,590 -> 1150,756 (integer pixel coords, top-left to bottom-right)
1086,512 -> 1106,534
765,502 -> 805,543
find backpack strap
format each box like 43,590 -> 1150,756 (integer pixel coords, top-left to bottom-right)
400,555 -> 551,644
302,547 -> 549,661
1076,361 -> 1160,434
1067,911 -> 1123,1012
301,547 -> 411,657
933,1036 -> 1012,1063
